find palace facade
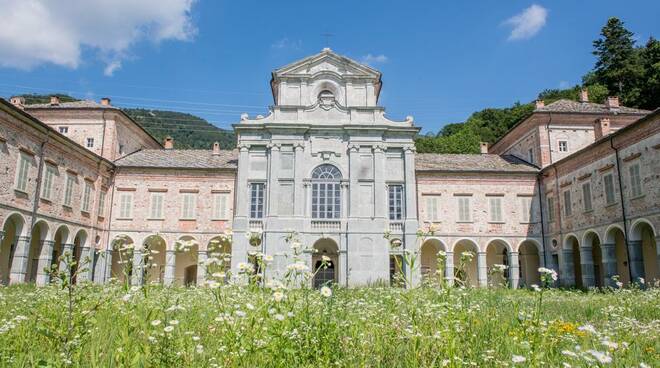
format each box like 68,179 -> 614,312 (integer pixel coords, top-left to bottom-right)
1,49 -> 658,288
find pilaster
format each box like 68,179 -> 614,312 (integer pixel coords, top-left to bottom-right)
197,250 -> 208,285
36,240 -> 55,286
164,250 -> 176,286
267,144 -> 280,217
293,143 -> 305,216
104,249 -> 113,282
235,144 -> 250,219
59,243 -> 74,275
347,144 -> 360,218
373,145 -> 386,219
445,251 -> 455,286
509,251 -> 520,289
560,249 -> 575,287
477,251 -> 488,287
579,246 -> 595,288
131,248 -> 144,286
627,240 -> 644,283
9,236 -> 30,284
600,243 -> 618,287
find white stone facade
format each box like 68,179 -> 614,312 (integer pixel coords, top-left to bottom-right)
0,49 -> 658,288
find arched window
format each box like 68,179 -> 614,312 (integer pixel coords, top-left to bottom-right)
311,164 -> 342,219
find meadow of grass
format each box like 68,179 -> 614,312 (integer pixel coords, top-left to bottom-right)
0,281 -> 658,367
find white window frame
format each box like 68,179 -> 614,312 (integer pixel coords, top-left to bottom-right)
119,192 -> 134,219
603,174 -> 616,205
63,174 -> 75,207
180,192 -> 197,220
558,140 -> 568,152
249,183 -> 265,219
629,164 -> 642,197
488,196 -> 504,223
212,192 -> 230,220
311,164 -> 342,219
563,190 -> 572,217
41,164 -> 57,201
81,181 -> 93,213
388,184 -> 404,221
15,152 -> 31,193
456,195 -> 472,223
582,182 -> 593,212
86,138 -> 94,148
149,192 -> 165,220
58,126 -> 68,134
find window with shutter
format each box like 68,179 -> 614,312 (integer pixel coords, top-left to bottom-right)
119,193 -> 133,219
488,196 -> 503,222
63,174 -> 75,206
582,183 -> 592,211
547,197 -> 555,222
149,193 -> 164,219
213,192 -> 229,219
604,174 -> 615,204
457,196 -> 471,222
15,153 -> 31,193
41,164 -> 56,200
98,191 -> 106,217
81,182 -> 93,212
181,193 -> 197,219
563,190 -> 572,217
629,164 -> 642,197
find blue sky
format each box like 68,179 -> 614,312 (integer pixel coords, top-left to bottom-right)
0,1 -> 658,133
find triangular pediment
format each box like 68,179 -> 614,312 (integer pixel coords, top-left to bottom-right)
274,49 -> 380,79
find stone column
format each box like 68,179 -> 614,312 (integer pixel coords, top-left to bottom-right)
600,243 -> 618,287
403,146 -> 417,221
445,251 -> 454,286
235,145 -> 250,218
348,144 -> 360,217
104,249 -> 113,282
579,246 -> 595,288
509,251 -> 520,289
560,249 -> 575,287
267,144 -> 280,217
77,246 -> 92,282
0,231 -> 4,243
477,251 -> 488,287
131,248 -> 143,286
293,144 -> 305,217
373,145 -> 386,219
36,240 -> 54,286
59,243 -> 74,275
164,250 -> 176,286
9,236 -> 30,284
627,240 -> 644,284
197,250 -> 208,285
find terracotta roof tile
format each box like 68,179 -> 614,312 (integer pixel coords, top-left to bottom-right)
536,99 -> 649,114
415,153 -> 538,173
115,149 -> 238,169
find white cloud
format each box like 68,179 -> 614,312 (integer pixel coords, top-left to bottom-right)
0,0 -> 196,75
271,38 -> 302,50
504,4 -> 548,41
361,54 -> 388,65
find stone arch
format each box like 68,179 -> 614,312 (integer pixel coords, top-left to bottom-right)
110,234 -> 134,283
582,230 -> 603,287
51,225 -> 70,271
603,225 -> 630,285
208,235 -> 232,278
420,238 -> 447,279
629,219 -> 658,284
1,213 -> 27,285
310,77 -> 345,105
452,238 -> 479,287
142,235 -> 167,284
312,237 -> 339,288
175,235 -> 199,286
71,229 -> 88,284
26,220 -> 49,283
485,239 -> 512,287
564,235 -> 581,288
518,240 -> 541,287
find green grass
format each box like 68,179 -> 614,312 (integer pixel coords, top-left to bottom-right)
0,283 -> 657,367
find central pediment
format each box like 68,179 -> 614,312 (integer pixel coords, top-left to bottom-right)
273,48 -> 381,80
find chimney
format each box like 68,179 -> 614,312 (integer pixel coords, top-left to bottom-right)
212,141 -> 221,155
480,142 -> 489,154
164,136 -> 174,149
579,88 -> 589,103
9,96 -> 25,109
100,97 -> 111,106
50,95 -> 60,106
594,118 -> 611,140
606,96 -> 619,110
535,99 -> 545,109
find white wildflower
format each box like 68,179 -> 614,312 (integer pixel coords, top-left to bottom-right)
511,355 -> 526,364
587,350 -> 612,364
164,326 -> 174,333
320,286 -> 332,298
150,320 -> 161,327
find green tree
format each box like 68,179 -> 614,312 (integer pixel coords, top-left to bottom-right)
637,37 -> 660,110
590,17 -> 644,105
